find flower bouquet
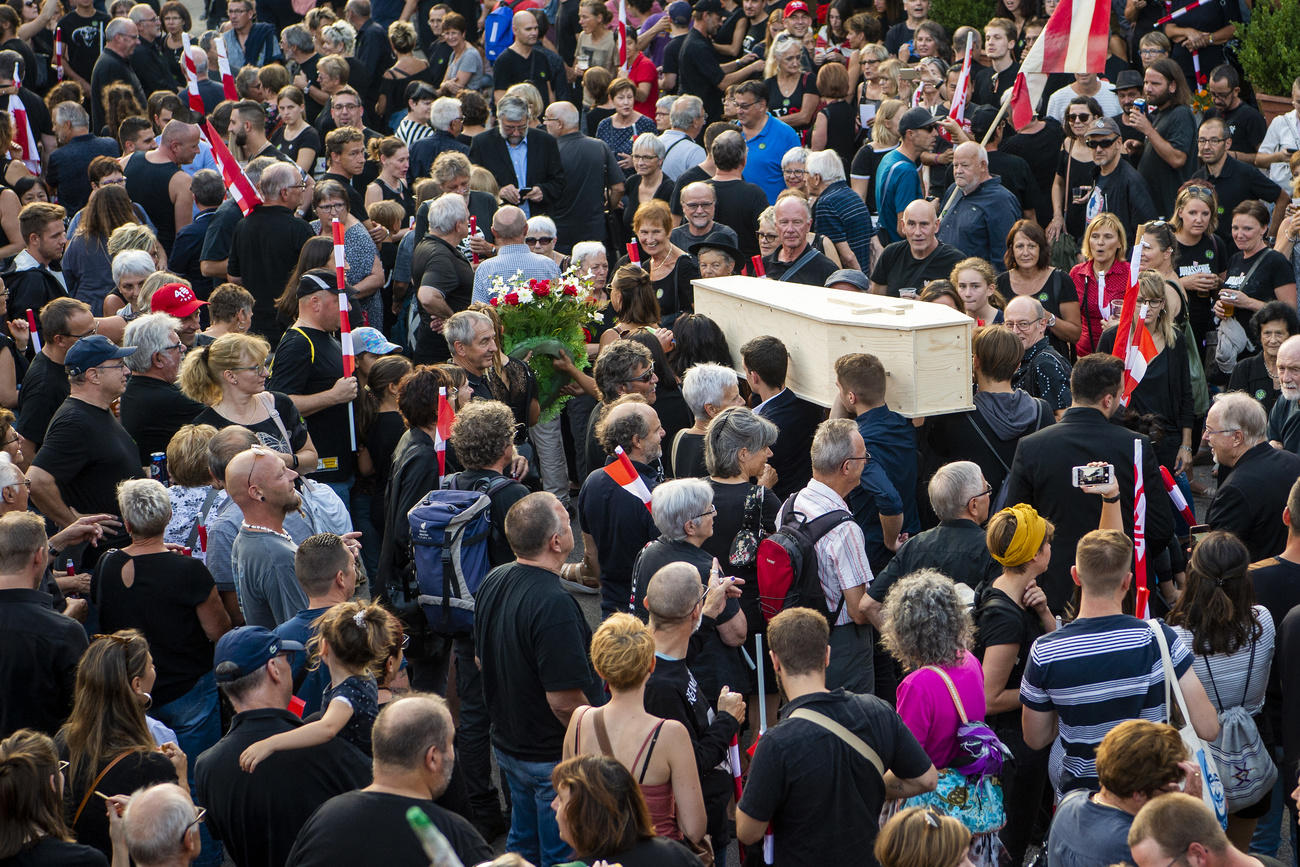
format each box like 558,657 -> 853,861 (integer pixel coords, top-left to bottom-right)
488,268 -> 602,422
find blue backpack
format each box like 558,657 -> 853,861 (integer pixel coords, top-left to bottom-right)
408,474 -> 514,635
484,0 -> 527,62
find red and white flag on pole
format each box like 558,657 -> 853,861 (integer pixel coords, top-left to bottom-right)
434,387 -> 455,474
617,0 -> 629,72
1133,438 -> 1149,618
1160,465 -> 1195,526
213,34 -> 237,100
53,30 -> 63,82
949,31 -> 975,129
8,64 -> 39,173
181,33 -> 205,118
203,119 -> 262,215
605,446 -> 653,510
1110,242 -> 1157,406
332,219 -> 359,452
1008,0 -> 1110,128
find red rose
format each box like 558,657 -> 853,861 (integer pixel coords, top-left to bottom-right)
490,297 -> 499,306
538,280 -> 551,291
562,285 -> 578,296
504,292 -> 520,305
535,285 -> 551,297
528,279 -> 539,289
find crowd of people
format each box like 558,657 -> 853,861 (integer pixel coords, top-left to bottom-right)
3,0 -> 1300,863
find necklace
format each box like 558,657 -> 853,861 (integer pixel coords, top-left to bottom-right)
650,249 -> 672,270
241,522 -> 292,542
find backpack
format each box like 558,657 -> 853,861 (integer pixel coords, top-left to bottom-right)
484,0 -> 528,62
1200,642 -> 1276,812
756,494 -> 853,624
407,473 -> 516,635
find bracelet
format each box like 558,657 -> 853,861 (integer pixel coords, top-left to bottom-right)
1103,495 -> 1120,503
291,453 -> 300,470
1179,445 -> 1192,452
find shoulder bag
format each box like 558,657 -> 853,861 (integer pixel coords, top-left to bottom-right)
1050,144 -> 1081,271
1149,620 -> 1229,828
72,749 -> 143,825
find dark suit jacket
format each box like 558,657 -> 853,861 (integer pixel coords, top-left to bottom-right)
754,387 -> 825,501
131,36 -> 181,95
89,47 -> 145,134
1003,405 -> 1174,613
407,130 -> 470,184
468,127 -> 565,214
1207,441 -> 1300,563
355,18 -> 395,83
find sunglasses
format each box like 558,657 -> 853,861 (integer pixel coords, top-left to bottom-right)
1087,137 -> 1118,149
623,370 -> 656,383
525,236 -> 554,244
1067,113 -> 1092,122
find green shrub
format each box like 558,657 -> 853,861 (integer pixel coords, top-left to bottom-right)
931,0 -> 995,42
1237,0 -> 1300,97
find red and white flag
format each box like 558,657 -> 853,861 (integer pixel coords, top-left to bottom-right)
332,219 -> 359,452
1160,465 -> 1195,526
1157,0 -> 1209,25
204,119 -> 262,215
53,30 -> 63,82
605,446 -> 652,510
1133,438 -> 1149,618
180,33 -> 205,118
213,34 -> 237,100
949,31 -> 975,129
8,64 -> 39,173
1008,0 -> 1110,128
1110,243 -> 1157,406
617,0 -> 629,72
434,387 -> 455,474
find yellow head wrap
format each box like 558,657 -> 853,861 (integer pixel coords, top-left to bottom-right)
991,503 -> 1047,568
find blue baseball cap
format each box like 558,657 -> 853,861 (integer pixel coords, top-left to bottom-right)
667,1 -> 691,24
214,627 -> 304,683
352,326 -> 402,356
64,334 -> 137,376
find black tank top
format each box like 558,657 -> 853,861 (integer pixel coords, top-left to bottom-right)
124,150 -> 181,251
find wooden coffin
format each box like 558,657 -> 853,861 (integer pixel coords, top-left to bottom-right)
693,276 -> 974,418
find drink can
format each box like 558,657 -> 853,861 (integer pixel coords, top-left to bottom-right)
182,546 -> 192,558
1133,98 -> 1147,114
150,452 -> 169,485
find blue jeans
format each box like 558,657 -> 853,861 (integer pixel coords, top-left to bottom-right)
153,671 -> 223,867
494,749 -> 570,867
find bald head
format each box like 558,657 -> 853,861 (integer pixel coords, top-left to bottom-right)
902,197 -> 938,223
549,101 -> 579,132
161,119 -> 199,146
1004,294 -> 1048,347
123,784 -> 197,866
492,205 -> 528,244
372,693 -> 454,771
645,562 -> 704,627
952,141 -> 991,192
901,197 -> 940,252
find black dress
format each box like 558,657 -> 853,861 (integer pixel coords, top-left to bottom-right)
621,173 -> 676,241
373,177 -> 416,221
819,101 -> 857,175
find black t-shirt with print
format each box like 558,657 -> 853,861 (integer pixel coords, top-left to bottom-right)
266,327 -> 355,481
194,390 -> 310,457
1177,232 -> 1228,346
1224,248 -> 1294,323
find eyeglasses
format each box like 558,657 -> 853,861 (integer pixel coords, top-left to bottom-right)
1197,136 -> 1227,145
1005,317 -> 1043,331
316,201 -> 347,212
1203,427 -> 1240,437
65,320 -> 99,339
971,487 -> 993,501
691,505 -> 718,521
5,436 -> 20,447
94,363 -> 128,372
1138,47 -> 1166,56
1067,113 -> 1092,122
231,360 -> 270,374
758,231 -> 779,242
160,342 -> 184,354
733,100 -> 758,111
525,236 -> 554,244
1086,137 -> 1118,149
623,370 -> 656,383
783,168 -> 806,177
6,479 -> 31,489
181,807 -> 207,844
683,201 -> 712,210
332,102 -> 361,110
843,451 -> 872,465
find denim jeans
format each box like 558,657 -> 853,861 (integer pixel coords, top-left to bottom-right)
494,749 -> 570,867
153,671 -> 223,867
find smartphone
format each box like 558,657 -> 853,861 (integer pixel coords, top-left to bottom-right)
1189,523 -> 1212,548
898,67 -> 921,81
1072,464 -> 1115,487
518,186 -> 533,196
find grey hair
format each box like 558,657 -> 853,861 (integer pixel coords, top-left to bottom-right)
322,20 -> 356,52
805,149 -> 845,184
810,418 -> 858,474
651,478 -> 713,541
244,156 -> 278,189
258,161 -> 301,200
1213,391 -> 1268,445
704,406 -> 777,478
571,241 -> 605,269
1005,294 -> 1045,319
549,101 -> 579,130
186,45 -> 208,74
879,569 -> 973,670
669,95 -> 704,130
429,96 -> 461,131
105,17 -> 135,39
117,478 -> 173,538
955,141 -> 989,165
928,460 -> 986,521
54,101 -> 89,129
758,205 -> 775,230
681,362 -> 737,421
497,95 -> 530,124
631,133 -> 665,159
190,169 -> 225,208
127,3 -> 154,21
780,146 -> 808,170
197,29 -> 219,51
123,784 -> 195,867
0,452 -> 23,489
526,215 -> 557,238
426,192 -> 468,234
442,310 -> 491,350
281,23 -> 314,54
656,95 -> 676,115
124,313 -> 183,373
112,250 -> 156,285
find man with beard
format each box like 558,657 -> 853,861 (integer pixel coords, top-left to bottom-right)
230,100 -> 292,164
468,97 -> 564,219
227,446 -> 307,629
1125,59 -> 1197,217
1268,335 -> 1300,454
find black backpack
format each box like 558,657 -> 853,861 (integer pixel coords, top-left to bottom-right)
756,494 -> 854,624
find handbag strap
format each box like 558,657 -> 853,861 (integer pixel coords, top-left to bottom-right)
963,412 -> 1012,475
260,391 -> 295,455
787,708 -> 884,777
1149,620 -> 1196,728
72,749 -> 138,826
592,707 -> 616,758
924,665 -> 970,725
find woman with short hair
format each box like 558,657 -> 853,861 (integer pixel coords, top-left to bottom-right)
626,201 -> 698,328
1229,301 -> 1300,413
997,218 -> 1082,354
163,423 -> 222,550
525,215 -> 568,269
195,282 -> 254,347
104,250 -> 157,322
440,13 -> 487,95
598,77 -> 658,179
621,134 -> 674,242
311,180 -> 384,331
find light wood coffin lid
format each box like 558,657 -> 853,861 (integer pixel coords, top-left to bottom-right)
693,275 -> 974,417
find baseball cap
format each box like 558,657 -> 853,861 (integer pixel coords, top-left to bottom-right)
898,106 -> 942,134
825,269 -> 872,292
783,0 -> 811,16
1113,69 -> 1143,91
296,269 -> 340,298
1084,116 -> 1122,138
352,326 -> 401,356
969,105 -> 1001,140
667,0 -> 691,24
151,283 -> 208,318
214,626 -> 305,683
693,0 -> 723,14
65,335 -> 137,376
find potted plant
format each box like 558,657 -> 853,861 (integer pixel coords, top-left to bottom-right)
1237,0 -> 1300,121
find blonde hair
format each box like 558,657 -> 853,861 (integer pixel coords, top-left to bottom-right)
138,271 -> 188,315
1137,269 -> 1176,347
871,99 -> 906,148
875,807 -> 971,867
179,332 -> 272,405
166,424 -> 220,488
106,222 -> 160,260
504,82 -> 543,121
470,165 -> 499,198
589,613 -> 655,691
1081,212 -> 1128,262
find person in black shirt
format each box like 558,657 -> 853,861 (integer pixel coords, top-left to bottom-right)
492,10 -> 554,105
120,312 -> 206,467
286,694 -> 492,867
30,335 -> 142,558
13,298 -> 91,459
128,5 -> 182,95
868,198 -> 966,297
196,625 -> 371,867
56,0 -> 109,90
410,193 -> 475,365
1205,64 -> 1267,159
677,0 -> 762,123
200,157 -> 279,286
89,18 -> 147,134
1192,116 -> 1287,247
473,492 -> 601,867
761,195 -> 837,286
266,270 -> 360,495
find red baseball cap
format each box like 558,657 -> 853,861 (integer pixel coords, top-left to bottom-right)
151,283 -> 208,318
783,1 -> 812,17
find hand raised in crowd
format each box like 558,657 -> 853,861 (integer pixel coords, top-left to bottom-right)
49,512 -> 117,551
718,685 -> 746,723
159,742 -> 188,789
330,376 -> 359,405
340,530 -> 363,561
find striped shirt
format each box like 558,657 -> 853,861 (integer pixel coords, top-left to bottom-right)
1169,605 -> 1274,716
784,479 -> 873,627
1020,614 -> 1191,795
